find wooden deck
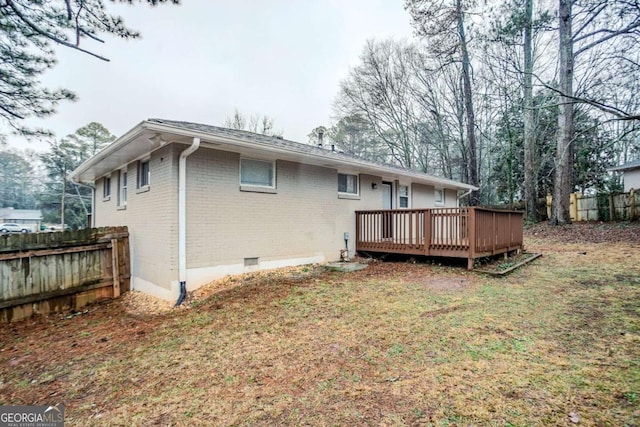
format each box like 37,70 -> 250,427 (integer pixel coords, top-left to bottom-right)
355,207 -> 524,269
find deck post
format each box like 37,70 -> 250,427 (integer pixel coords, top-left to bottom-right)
355,212 -> 361,255
424,209 -> 431,256
467,208 -> 476,270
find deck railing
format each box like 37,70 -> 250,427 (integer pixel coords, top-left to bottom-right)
355,207 -> 523,269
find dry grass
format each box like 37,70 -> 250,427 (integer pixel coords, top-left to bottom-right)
0,223 -> 639,426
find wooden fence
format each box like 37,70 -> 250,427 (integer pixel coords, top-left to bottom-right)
546,189 -> 637,221
0,227 -> 129,322
488,189 -> 638,222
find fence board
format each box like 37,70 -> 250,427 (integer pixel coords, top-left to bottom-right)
0,227 -> 129,322
545,191 -> 638,221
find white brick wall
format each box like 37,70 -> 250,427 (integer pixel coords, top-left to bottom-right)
94,145 -> 179,293
93,144 -> 459,299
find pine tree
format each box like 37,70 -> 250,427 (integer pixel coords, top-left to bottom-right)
0,0 -> 177,136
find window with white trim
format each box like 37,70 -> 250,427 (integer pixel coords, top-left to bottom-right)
138,159 -> 150,188
118,169 -> 127,207
240,158 -> 275,188
399,185 -> 409,208
103,176 -> 111,200
434,188 -> 444,205
338,173 -> 358,195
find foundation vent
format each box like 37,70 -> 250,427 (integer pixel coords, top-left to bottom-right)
244,257 -> 259,267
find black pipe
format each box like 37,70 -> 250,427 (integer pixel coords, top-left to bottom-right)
175,281 -> 187,306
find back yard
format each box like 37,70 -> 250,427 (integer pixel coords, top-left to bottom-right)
1,223 -> 639,426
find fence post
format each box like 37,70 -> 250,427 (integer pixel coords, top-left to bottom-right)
629,188 -> 636,221
569,193 -> 578,221
111,238 -> 121,298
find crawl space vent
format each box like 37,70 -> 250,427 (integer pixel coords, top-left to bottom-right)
244,257 -> 259,267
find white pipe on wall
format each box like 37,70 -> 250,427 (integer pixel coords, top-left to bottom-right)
177,137 -> 200,304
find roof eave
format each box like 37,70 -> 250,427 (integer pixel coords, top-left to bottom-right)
70,119 -> 478,191
143,121 -> 478,191
68,120 -> 148,182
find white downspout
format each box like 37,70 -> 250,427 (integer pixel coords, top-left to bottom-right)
457,188 -> 474,203
176,137 -> 201,306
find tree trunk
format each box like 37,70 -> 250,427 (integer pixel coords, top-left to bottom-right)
551,0 -> 574,225
456,0 -> 480,205
523,0 -> 538,222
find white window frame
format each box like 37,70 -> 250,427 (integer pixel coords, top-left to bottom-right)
338,172 -> 359,197
118,168 -> 128,209
399,184 -> 410,208
137,158 -> 151,192
434,188 -> 445,206
240,158 -> 276,191
138,159 -> 151,188
103,176 -> 111,201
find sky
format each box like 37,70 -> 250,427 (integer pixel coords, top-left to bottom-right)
5,1 -> 416,151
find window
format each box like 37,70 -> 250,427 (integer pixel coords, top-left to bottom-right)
399,185 -> 409,208
138,159 -> 150,188
103,177 -> 111,200
338,173 -> 358,195
434,188 -> 444,205
118,169 -> 127,207
240,158 -> 275,187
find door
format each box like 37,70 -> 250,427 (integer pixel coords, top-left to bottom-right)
382,182 -> 392,238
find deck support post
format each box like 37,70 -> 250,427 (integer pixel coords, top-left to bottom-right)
424,210 -> 431,256
467,208 -> 476,270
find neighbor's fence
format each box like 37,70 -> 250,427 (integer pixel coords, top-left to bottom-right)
489,189 -> 638,222
546,189 -> 637,221
0,227 -> 129,322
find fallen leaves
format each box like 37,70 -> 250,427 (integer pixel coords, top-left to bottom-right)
0,222 -> 638,425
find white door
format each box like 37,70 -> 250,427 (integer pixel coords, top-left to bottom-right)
381,182 -> 392,238
382,183 -> 392,209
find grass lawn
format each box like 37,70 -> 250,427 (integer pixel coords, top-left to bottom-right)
0,223 -> 639,426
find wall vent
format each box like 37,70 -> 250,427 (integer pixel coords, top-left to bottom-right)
244,257 -> 259,267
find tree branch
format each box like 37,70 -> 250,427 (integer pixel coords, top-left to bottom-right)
573,2 -> 607,38
574,21 -> 640,57
533,73 -> 640,121
5,0 -> 110,61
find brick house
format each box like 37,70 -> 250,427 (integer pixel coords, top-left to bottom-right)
69,119 -> 477,302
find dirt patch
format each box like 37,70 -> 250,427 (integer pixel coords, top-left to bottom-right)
474,251 -> 540,275
410,276 -> 470,291
420,305 -> 463,318
191,264 -> 321,302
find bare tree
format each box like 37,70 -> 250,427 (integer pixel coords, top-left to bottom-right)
334,40 -> 422,170
523,0 -> 537,221
406,0 -> 480,204
550,0 -> 640,224
551,0 -> 574,224
223,109 -> 281,137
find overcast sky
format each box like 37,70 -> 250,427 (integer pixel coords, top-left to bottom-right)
6,1 -> 415,151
